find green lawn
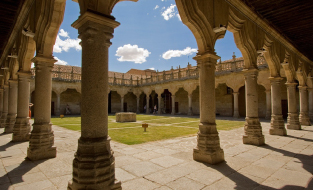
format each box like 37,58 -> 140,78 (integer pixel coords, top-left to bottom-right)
51,115 -> 245,145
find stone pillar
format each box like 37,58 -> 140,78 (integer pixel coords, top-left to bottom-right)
242,69 -> 265,145
121,96 -> 124,112
55,93 -> 61,116
158,94 -> 162,115
151,94 -> 155,109
146,95 -> 150,114
0,88 -> 3,122
5,80 -> 18,133
27,56 -> 57,160
233,92 -> 239,118
171,95 -> 175,115
308,88 -> 313,122
269,77 -> 286,135
136,96 -> 140,113
0,85 -> 9,128
188,93 -> 193,116
299,86 -> 311,126
12,72 -> 32,141
285,83 -> 301,130
68,12 -> 121,190
193,53 -> 224,164
265,90 -> 271,119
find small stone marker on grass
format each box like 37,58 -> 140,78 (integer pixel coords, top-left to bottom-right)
142,123 -> 148,132
116,112 -> 136,122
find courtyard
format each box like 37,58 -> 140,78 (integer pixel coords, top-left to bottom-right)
0,116 -> 312,190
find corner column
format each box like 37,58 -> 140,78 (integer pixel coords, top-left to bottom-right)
27,56 -> 57,160
5,80 -> 18,133
68,12 -> 121,190
193,53 -> 224,164
269,77 -> 286,135
146,95 -> 150,114
188,93 -> 193,116
233,92 -> 239,118
242,69 -> 265,145
265,90 -> 271,119
285,83 -> 301,130
299,86 -> 311,126
13,72 -> 32,141
0,85 -> 9,128
171,95 -> 175,115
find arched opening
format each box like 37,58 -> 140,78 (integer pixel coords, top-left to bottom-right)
161,89 -> 172,114
51,91 -> 57,116
175,87 -> 188,114
124,92 -> 137,112
60,89 -> 81,115
110,91 -> 121,113
238,86 -> 246,117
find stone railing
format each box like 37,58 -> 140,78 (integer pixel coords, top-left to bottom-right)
30,56 -> 267,86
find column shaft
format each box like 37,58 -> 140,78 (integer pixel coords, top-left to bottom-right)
285,83 -> 301,130
27,56 -> 56,160
308,88 -> 313,121
68,12 -> 121,190
55,93 -> 60,116
269,77 -> 286,135
146,95 -> 150,114
0,85 -> 9,128
188,94 -> 193,116
136,97 -> 140,113
242,69 -> 265,145
5,80 -> 18,133
171,95 -> 175,115
193,53 -> 224,164
299,86 -> 311,126
13,72 -> 32,141
265,90 -> 271,119
121,96 -> 124,112
233,92 -> 239,118
158,95 -> 162,115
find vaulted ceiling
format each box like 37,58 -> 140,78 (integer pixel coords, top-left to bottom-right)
240,0 -> 313,61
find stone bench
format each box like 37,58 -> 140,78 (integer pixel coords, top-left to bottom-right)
116,112 -> 136,122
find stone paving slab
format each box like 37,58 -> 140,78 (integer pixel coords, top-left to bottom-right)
0,119 -> 312,189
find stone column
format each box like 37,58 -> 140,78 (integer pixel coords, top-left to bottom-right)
0,85 -> 9,128
308,88 -> 313,122
55,93 -> 61,116
158,94 -> 162,115
136,96 -> 140,113
0,88 -> 3,122
68,12 -> 121,190
12,72 -> 32,141
299,86 -> 311,126
121,96 -> 124,112
171,95 -> 175,115
265,90 -> 271,119
146,95 -> 150,114
151,94 -> 155,109
242,69 -> 265,145
5,80 -> 18,133
233,92 -> 239,118
269,77 -> 286,135
188,93 -> 193,116
193,53 -> 224,164
285,83 -> 301,130
27,56 -> 57,160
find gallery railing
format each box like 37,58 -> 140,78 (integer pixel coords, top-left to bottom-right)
30,56 -> 268,86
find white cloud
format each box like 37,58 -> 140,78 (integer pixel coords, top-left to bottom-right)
116,44 -> 151,64
53,29 -> 81,53
54,57 -> 68,65
162,4 -> 176,20
59,29 -> 69,38
177,14 -> 182,21
154,5 -> 159,10
149,68 -> 155,70
162,47 -> 197,60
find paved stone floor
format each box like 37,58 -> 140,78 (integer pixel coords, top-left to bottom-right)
0,118 -> 313,190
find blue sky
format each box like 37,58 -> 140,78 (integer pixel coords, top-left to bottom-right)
53,0 -> 242,73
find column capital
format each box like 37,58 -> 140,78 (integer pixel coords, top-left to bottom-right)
17,71 -> 32,77
233,92 -> 239,95
31,55 -> 56,65
242,68 -> 258,77
8,80 -> 18,85
265,89 -> 271,93
269,77 -> 283,82
194,52 -> 220,67
298,86 -> 308,90
285,82 -> 298,87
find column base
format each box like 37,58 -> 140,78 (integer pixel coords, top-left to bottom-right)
12,117 -> 31,142
243,117 -> 265,145
5,114 -> 16,133
68,136 -> 121,190
193,123 -> 224,164
300,112 -> 311,126
270,114 -> 287,136
286,113 -> 301,130
27,123 -> 56,160
0,113 -> 7,128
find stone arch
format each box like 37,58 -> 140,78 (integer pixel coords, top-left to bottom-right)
17,33 -> 36,72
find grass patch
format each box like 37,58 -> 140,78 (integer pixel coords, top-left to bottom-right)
51,115 -> 245,144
